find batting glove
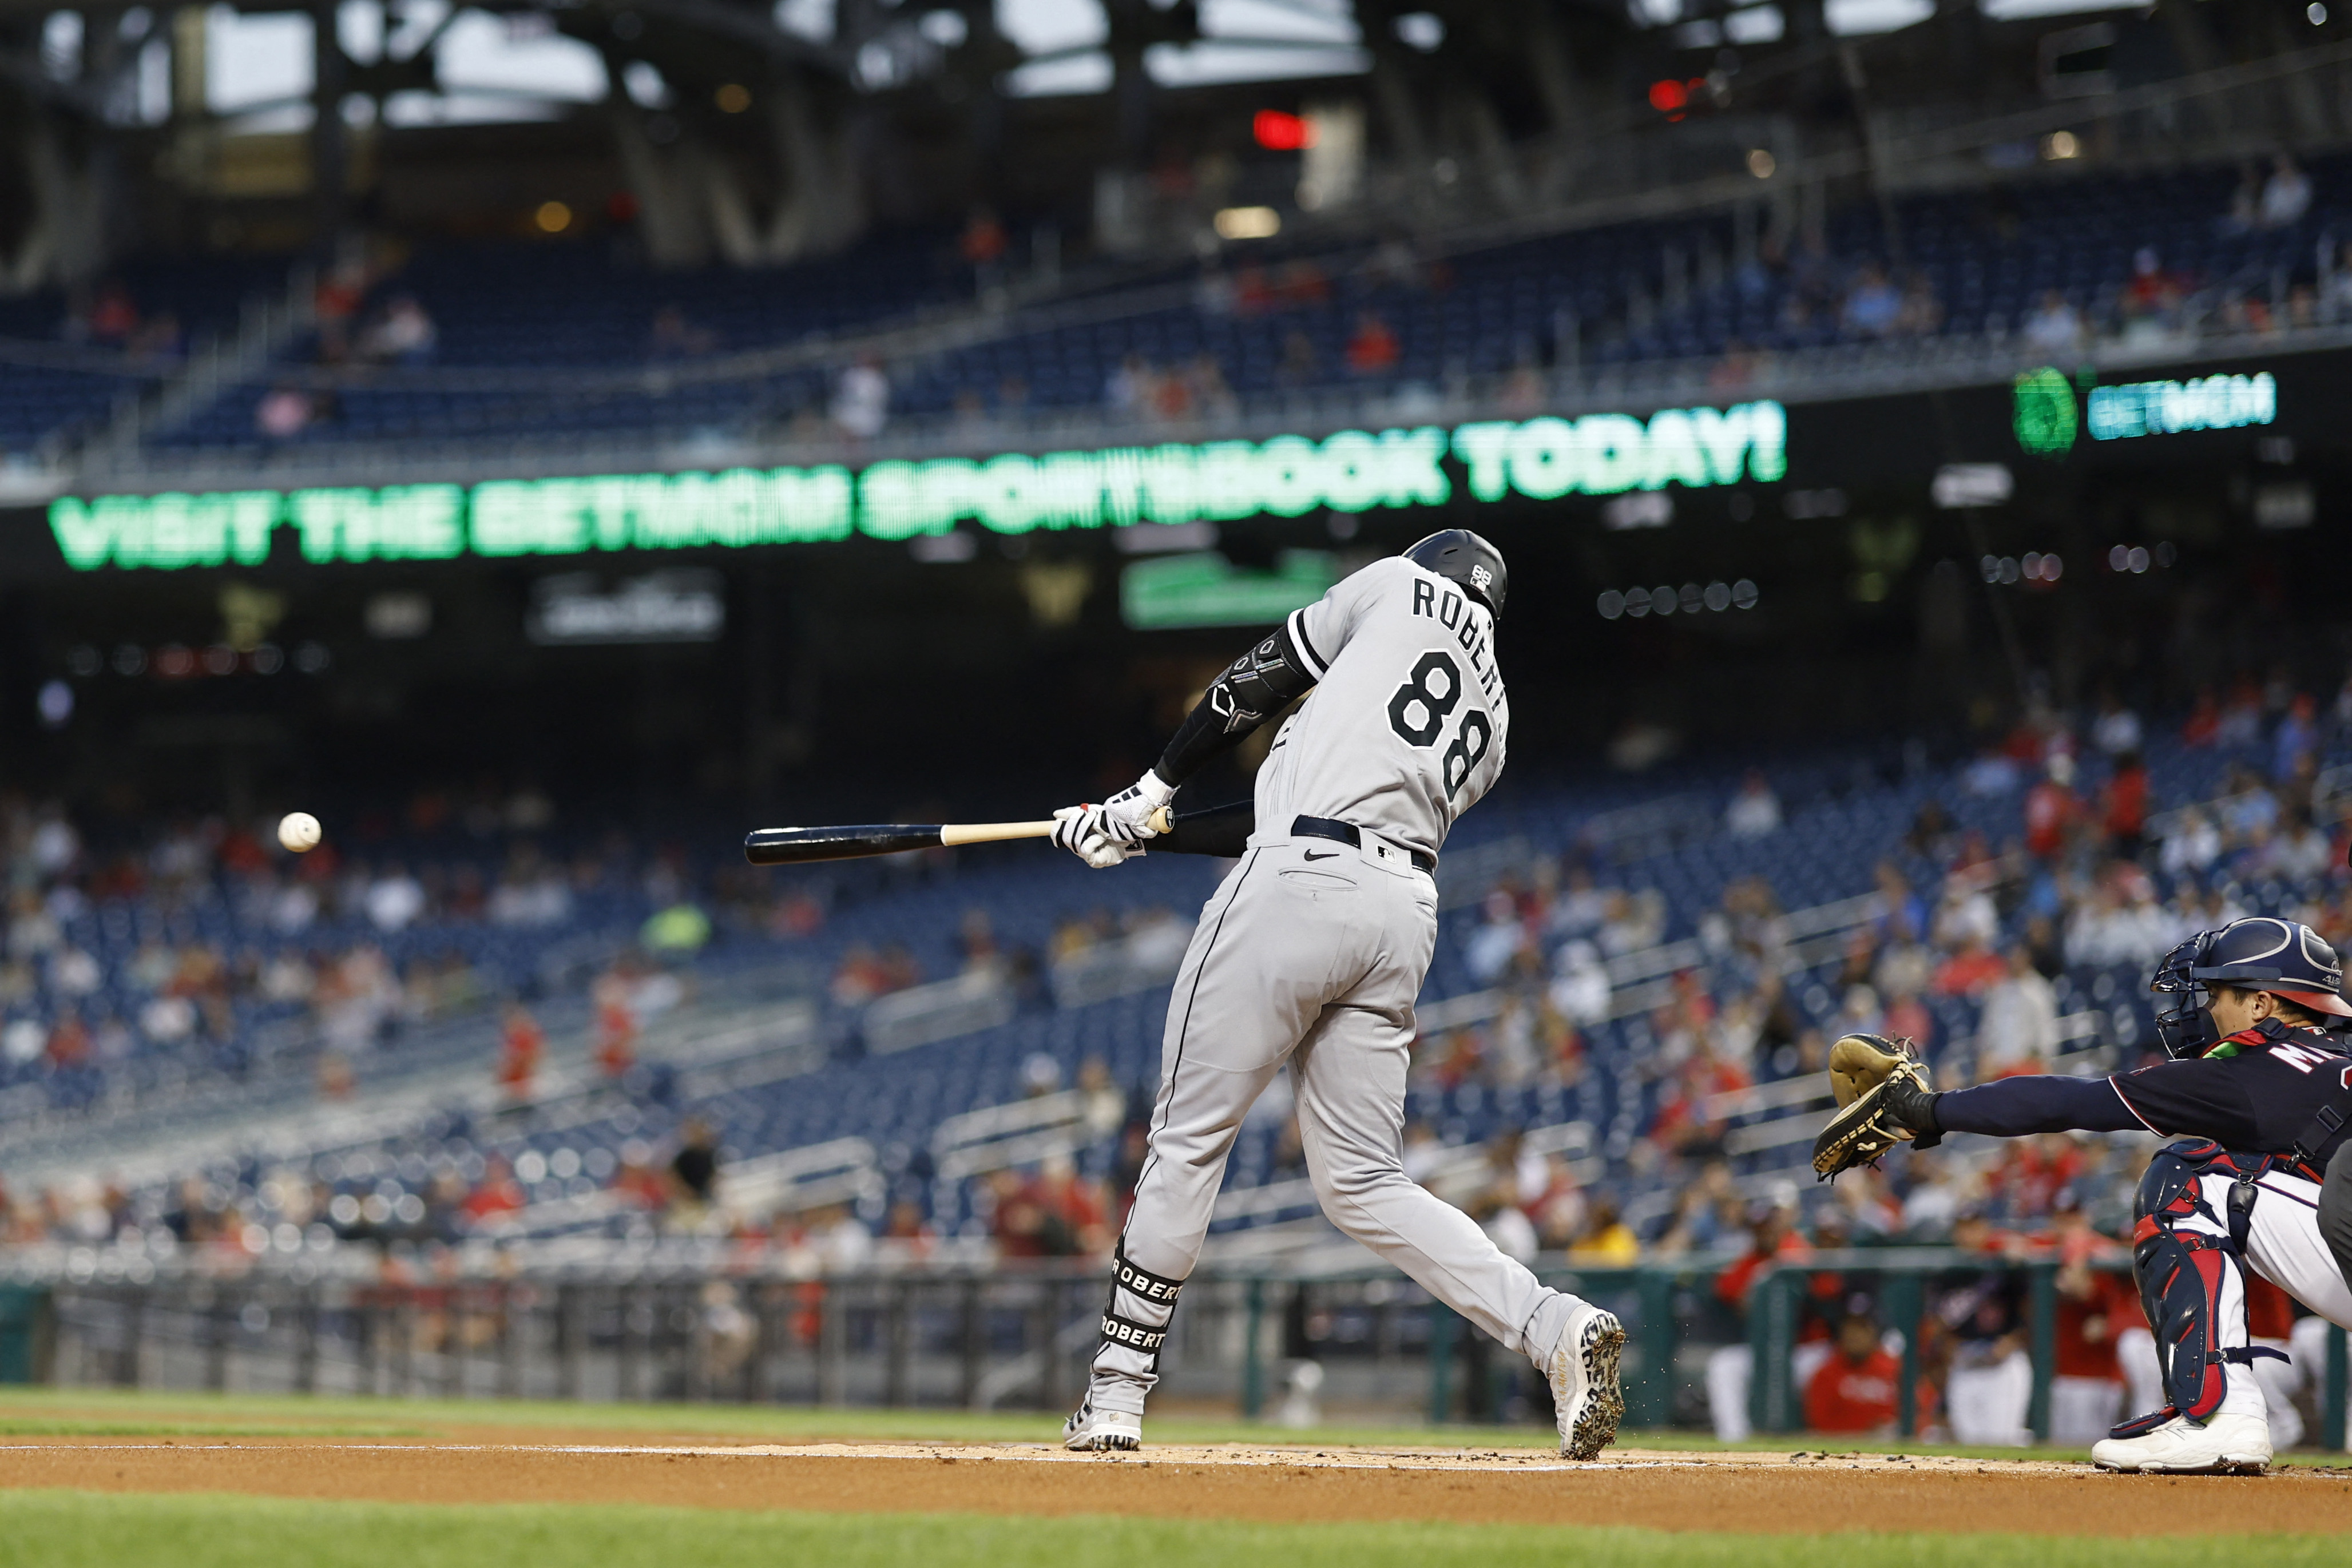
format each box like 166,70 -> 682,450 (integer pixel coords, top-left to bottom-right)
1098,769 -> 1176,843
1052,805 -> 1142,870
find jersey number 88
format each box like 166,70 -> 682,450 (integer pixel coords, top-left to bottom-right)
1386,650 -> 1492,799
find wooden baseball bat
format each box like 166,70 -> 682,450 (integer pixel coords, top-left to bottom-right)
744,807 -> 1173,866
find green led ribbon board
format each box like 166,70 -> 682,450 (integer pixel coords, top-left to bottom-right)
1121,550 -> 1340,629
47,403 -> 1788,572
2085,372 -> 2275,442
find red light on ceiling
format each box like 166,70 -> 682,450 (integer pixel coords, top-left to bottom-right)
1253,110 -> 1316,150
1647,80 -> 1687,112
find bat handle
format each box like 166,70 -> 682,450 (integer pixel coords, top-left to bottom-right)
1147,805 -> 1175,836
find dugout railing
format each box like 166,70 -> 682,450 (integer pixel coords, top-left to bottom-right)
3,1255 -> 2345,1448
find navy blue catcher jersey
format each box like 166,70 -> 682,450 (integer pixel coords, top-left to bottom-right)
2111,1019 -> 2352,1169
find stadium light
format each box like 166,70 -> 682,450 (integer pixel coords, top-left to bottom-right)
1213,206 -> 1282,240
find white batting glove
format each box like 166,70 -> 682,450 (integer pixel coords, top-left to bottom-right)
1052,805 -> 1141,870
1098,769 -> 1175,843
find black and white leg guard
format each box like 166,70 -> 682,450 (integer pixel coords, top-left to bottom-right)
1085,1244 -> 1185,1404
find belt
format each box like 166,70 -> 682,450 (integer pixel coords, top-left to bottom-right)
1292,814 -> 1435,874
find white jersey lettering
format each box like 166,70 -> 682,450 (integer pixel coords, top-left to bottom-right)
1254,555 -> 1508,860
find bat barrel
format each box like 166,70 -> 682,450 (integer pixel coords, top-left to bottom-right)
744,824 -> 942,866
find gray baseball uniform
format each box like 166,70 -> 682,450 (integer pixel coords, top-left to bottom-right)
1084,555 -> 1586,1411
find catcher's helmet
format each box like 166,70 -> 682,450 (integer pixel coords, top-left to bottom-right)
1403,529 -> 1507,619
2149,916 -> 2352,1057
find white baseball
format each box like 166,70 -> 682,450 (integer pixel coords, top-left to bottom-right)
277,812 -> 323,854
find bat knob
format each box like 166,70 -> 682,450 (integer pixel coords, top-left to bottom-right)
1146,805 -> 1174,836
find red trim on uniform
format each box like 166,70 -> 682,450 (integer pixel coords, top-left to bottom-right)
2107,1074 -> 2168,1135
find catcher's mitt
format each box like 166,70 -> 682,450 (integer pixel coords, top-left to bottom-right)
1811,1033 -> 1940,1180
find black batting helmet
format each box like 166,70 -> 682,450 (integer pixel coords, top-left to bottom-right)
2149,916 -> 2352,1057
1403,529 -> 1507,618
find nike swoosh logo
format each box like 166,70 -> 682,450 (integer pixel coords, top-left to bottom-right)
1303,851 -> 1338,860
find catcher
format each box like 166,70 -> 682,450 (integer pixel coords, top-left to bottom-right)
1815,915 -> 2352,1473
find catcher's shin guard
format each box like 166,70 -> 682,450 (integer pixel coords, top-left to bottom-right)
2128,1144 -> 2284,1427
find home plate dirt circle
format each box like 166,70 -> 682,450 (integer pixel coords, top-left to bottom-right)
2,1438 -> 2349,1533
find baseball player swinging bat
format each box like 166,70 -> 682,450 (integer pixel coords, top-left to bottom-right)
744,809 -> 1176,866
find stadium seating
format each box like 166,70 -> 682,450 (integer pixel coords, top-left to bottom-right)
4,705 -> 2331,1269
86,152 -> 2350,456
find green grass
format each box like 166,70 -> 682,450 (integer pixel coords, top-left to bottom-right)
0,1493 -> 2343,1568
0,1388 -> 2100,1460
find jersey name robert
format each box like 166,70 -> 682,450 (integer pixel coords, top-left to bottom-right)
1407,574 -> 1503,704
1255,555 -> 1509,862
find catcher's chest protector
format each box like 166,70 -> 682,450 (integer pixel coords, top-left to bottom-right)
2125,1141 -> 2288,1429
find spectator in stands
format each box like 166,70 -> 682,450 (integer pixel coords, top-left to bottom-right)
2021,289 -> 2083,355
1344,311 -> 1400,375
2022,755 -> 2080,862
1723,769 -> 1781,838
1936,1219 -> 2033,1445
1276,328 -> 1319,387
495,1002 -> 544,1101
2259,154 -> 2313,230
1568,1193 -> 1638,1264
1804,1303 -> 1902,1436
359,295 -> 438,365
831,354 -> 890,439
648,304 -> 716,358
1706,1195 -> 1811,1440
86,281 -> 139,344
1895,271 -> 1943,336
128,312 -> 184,365
2274,691 -> 2319,782
1974,944 -> 2060,1077
2048,1216 -> 2135,1444
2089,689 -> 2141,757
364,863 -> 427,932
461,1155 -> 527,1226
959,205 -> 1008,294
2119,248 -> 2187,335
255,384 -> 315,441
592,965 -> 639,1081
1595,888 -> 1665,956
2262,807 -> 2333,883
1840,263 -> 1902,337
1105,354 -> 1155,416
2101,749 -> 2149,859
670,1118 -> 721,1209
1464,890 -> 1530,983
1548,938 -> 1610,1025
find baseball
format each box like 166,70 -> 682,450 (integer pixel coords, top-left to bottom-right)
277,812 -> 323,854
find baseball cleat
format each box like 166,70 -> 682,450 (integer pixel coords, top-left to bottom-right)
1548,1303 -> 1625,1462
1062,1398 -> 1143,1452
2090,1412 -> 2272,1474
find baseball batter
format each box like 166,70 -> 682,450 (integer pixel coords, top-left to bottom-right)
1046,529 -> 1625,1459
1819,915 -> 2352,1473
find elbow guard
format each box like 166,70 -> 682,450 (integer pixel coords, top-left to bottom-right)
1157,624 -> 1317,785
1211,625 -> 1314,732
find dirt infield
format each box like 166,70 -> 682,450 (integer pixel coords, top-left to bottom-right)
1,1437 -> 2349,1533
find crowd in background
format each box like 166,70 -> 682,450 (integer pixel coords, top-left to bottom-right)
8,670 -> 2352,1439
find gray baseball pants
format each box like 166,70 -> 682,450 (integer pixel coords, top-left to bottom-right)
1086,831 -> 1584,1411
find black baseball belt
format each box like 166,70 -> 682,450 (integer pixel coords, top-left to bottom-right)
1291,814 -> 1436,874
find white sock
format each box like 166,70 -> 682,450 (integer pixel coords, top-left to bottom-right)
2211,1363 -> 2267,1422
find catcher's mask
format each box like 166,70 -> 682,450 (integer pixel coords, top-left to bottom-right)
2149,916 -> 2352,1058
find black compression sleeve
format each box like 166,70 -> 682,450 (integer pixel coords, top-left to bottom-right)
1153,623 -> 1316,785
1933,1075 -> 2140,1138
1154,801 -> 1254,858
